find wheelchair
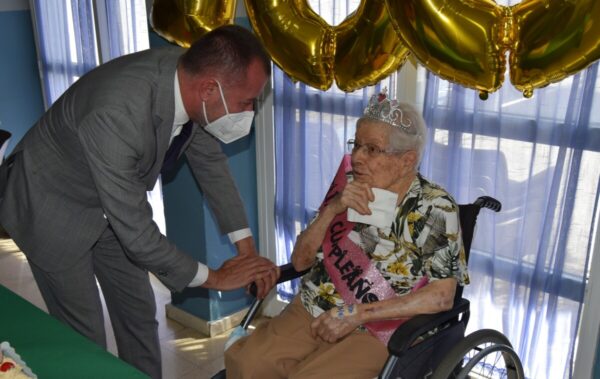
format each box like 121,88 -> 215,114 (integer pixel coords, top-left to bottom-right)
213,196 -> 525,379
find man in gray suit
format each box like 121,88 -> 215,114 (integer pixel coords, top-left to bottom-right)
0,25 -> 279,378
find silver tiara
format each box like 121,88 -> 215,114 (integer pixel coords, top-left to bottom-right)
363,88 -> 413,132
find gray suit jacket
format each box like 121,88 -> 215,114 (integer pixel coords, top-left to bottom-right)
0,46 -> 249,292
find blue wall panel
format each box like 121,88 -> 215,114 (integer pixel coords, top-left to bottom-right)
151,23 -> 258,321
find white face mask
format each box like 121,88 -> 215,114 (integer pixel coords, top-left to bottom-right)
202,80 -> 254,144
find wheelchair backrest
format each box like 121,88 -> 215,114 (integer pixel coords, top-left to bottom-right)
454,197 -> 501,302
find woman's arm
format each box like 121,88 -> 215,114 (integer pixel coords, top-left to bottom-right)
310,278 -> 457,343
291,181 -> 375,271
291,205 -> 337,271
361,278 -> 456,321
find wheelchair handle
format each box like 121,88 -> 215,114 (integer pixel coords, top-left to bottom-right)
473,196 -> 501,212
248,262 -> 310,297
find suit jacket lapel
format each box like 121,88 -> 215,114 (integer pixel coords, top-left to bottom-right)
144,47 -> 185,188
178,122 -> 198,157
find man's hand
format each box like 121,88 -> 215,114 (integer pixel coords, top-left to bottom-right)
202,253 -> 278,292
234,237 -> 280,299
310,304 -> 363,343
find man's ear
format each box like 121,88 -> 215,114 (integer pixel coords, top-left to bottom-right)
196,78 -> 218,101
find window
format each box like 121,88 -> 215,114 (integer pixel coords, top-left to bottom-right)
30,0 -> 149,107
421,63 -> 600,378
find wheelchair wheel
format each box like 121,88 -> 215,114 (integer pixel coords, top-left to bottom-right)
431,329 -> 524,379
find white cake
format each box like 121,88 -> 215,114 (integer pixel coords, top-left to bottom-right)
0,343 -> 35,379
0,356 -> 29,379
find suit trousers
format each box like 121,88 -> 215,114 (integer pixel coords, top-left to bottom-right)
28,226 -> 161,378
225,297 -> 388,379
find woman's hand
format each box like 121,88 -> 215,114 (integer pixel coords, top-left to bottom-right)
328,181 -> 374,216
291,181 -> 374,272
310,304 -> 363,343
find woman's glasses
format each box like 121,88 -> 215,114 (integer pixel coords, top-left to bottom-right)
346,139 -> 403,157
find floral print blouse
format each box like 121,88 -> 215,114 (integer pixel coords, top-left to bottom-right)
299,174 -> 469,317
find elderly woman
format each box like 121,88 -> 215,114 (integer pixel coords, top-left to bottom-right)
225,93 -> 468,378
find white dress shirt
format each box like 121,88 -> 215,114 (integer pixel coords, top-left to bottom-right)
171,71 -> 253,287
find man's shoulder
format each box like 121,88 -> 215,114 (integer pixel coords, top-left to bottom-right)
131,45 -> 185,60
77,45 -> 182,83
67,46 -> 182,114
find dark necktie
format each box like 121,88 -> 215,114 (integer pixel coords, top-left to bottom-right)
161,120 -> 193,174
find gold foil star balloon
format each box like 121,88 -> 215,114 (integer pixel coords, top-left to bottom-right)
510,0 -> 600,97
385,0 -> 600,98
244,0 -> 335,90
150,0 -> 600,97
334,0 -> 411,92
244,0 -> 410,91
385,0 -> 507,99
150,0 -> 237,48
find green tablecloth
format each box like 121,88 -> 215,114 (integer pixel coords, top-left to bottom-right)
0,285 -> 149,378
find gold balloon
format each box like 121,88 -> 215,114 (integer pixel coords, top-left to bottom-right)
335,0 -> 410,92
385,0 -> 507,95
244,0 -> 409,92
510,0 -> 600,96
150,0 -> 600,96
150,0 -> 237,47
244,0 -> 335,90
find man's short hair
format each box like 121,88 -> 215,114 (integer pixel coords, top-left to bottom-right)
179,25 -> 271,84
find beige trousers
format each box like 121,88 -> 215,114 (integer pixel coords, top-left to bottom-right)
225,297 -> 388,379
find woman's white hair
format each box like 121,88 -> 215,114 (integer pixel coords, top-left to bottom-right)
357,101 -> 427,167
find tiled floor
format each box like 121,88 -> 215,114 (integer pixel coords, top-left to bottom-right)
0,237 -> 235,379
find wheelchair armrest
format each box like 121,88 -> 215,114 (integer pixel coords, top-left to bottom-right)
249,263 -> 311,296
387,298 -> 470,356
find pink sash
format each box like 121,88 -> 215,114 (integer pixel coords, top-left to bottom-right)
320,155 -> 428,345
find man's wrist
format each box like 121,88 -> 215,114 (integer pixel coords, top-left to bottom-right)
234,235 -> 256,257
202,268 -> 218,289
228,228 -> 252,244
188,263 -> 209,287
